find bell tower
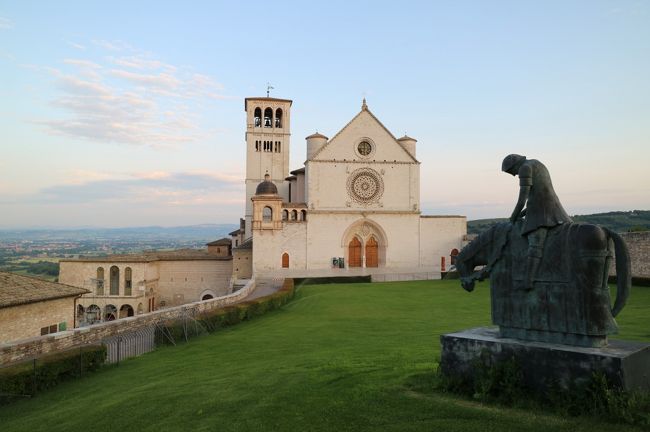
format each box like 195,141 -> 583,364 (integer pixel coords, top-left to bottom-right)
243,96 -> 292,238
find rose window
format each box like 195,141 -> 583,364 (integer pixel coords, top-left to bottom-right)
347,168 -> 384,204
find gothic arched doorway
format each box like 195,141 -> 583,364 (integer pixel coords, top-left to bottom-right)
366,236 -> 378,268
348,237 -> 362,267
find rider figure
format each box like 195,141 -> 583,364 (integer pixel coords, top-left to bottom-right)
502,154 -> 572,290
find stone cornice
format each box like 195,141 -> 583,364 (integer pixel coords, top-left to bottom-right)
307,159 -> 419,165
307,209 -> 421,215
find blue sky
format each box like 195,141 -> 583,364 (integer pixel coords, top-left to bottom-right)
1,1 -> 648,227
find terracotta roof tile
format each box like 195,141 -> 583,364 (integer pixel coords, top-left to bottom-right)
206,238 -> 232,246
60,249 -> 232,263
0,271 -> 89,309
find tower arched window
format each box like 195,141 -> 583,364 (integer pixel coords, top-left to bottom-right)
275,108 -> 283,128
264,108 -> 273,127
263,206 -> 273,222
254,107 -> 262,127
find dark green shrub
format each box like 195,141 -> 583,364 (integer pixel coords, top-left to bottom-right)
293,276 -> 370,287
155,278 -> 297,345
0,345 -> 106,405
437,355 -> 650,427
608,275 -> 650,287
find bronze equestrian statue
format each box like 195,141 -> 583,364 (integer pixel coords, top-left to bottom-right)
456,155 -> 631,347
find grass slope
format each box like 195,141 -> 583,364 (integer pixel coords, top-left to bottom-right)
1,280 -> 649,432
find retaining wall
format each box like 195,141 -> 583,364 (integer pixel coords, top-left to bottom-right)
0,279 -> 255,366
610,231 -> 650,278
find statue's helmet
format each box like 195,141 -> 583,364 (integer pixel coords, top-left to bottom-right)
501,154 -> 526,173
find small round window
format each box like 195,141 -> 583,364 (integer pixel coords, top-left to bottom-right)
357,141 -> 372,156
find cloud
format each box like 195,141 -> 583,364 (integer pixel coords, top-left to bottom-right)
36,46 -> 227,148
110,69 -> 181,92
110,55 -> 176,72
91,39 -> 134,52
67,41 -> 86,50
27,171 -> 243,205
64,59 -> 101,69
0,17 -> 12,30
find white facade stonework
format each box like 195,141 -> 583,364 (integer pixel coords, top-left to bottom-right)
241,97 -> 467,280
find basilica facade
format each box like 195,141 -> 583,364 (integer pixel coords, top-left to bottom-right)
233,97 -> 467,281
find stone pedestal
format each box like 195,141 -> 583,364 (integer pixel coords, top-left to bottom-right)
440,327 -> 650,392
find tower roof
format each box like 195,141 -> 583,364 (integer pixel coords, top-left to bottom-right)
306,132 -> 328,140
255,174 -> 278,195
244,97 -> 293,111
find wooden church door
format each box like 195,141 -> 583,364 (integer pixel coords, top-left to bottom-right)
349,237 -> 362,267
365,236 -> 378,268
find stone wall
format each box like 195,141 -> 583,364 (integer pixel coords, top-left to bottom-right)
0,297 -> 77,344
233,248 -> 253,279
0,279 -> 256,366
622,231 -> 650,278
156,260 -> 232,306
609,231 -> 650,278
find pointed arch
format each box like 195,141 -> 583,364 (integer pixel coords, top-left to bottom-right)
341,219 -> 387,268
282,252 -> 289,268
348,237 -> 362,267
366,236 -> 378,268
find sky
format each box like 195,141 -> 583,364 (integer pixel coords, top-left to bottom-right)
0,1 -> 649,228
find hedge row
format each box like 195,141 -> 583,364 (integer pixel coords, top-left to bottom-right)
156,278 -> 297,345
0,345 -> 106,405
293,276 -> 371,287
607,275 -> 650,287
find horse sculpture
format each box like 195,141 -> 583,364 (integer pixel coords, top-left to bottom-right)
456,220 -> 631,347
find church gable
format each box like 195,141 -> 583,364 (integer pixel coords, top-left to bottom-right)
310,107 -> 418,163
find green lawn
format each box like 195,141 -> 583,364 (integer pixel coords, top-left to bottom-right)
1,280 -> 649,432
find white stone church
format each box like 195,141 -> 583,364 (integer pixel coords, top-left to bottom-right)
231,96 -> 467,281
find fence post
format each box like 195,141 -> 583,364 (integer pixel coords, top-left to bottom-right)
117,337 -> 121,366
32,358 -> 36,397
79,346 -> 83,376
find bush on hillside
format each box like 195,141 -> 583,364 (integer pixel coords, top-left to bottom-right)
156,279 -> 296,345
0,345 -> 106,405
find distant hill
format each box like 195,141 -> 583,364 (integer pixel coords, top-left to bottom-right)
468,210 -> 650,235
0,224 -> 239,242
